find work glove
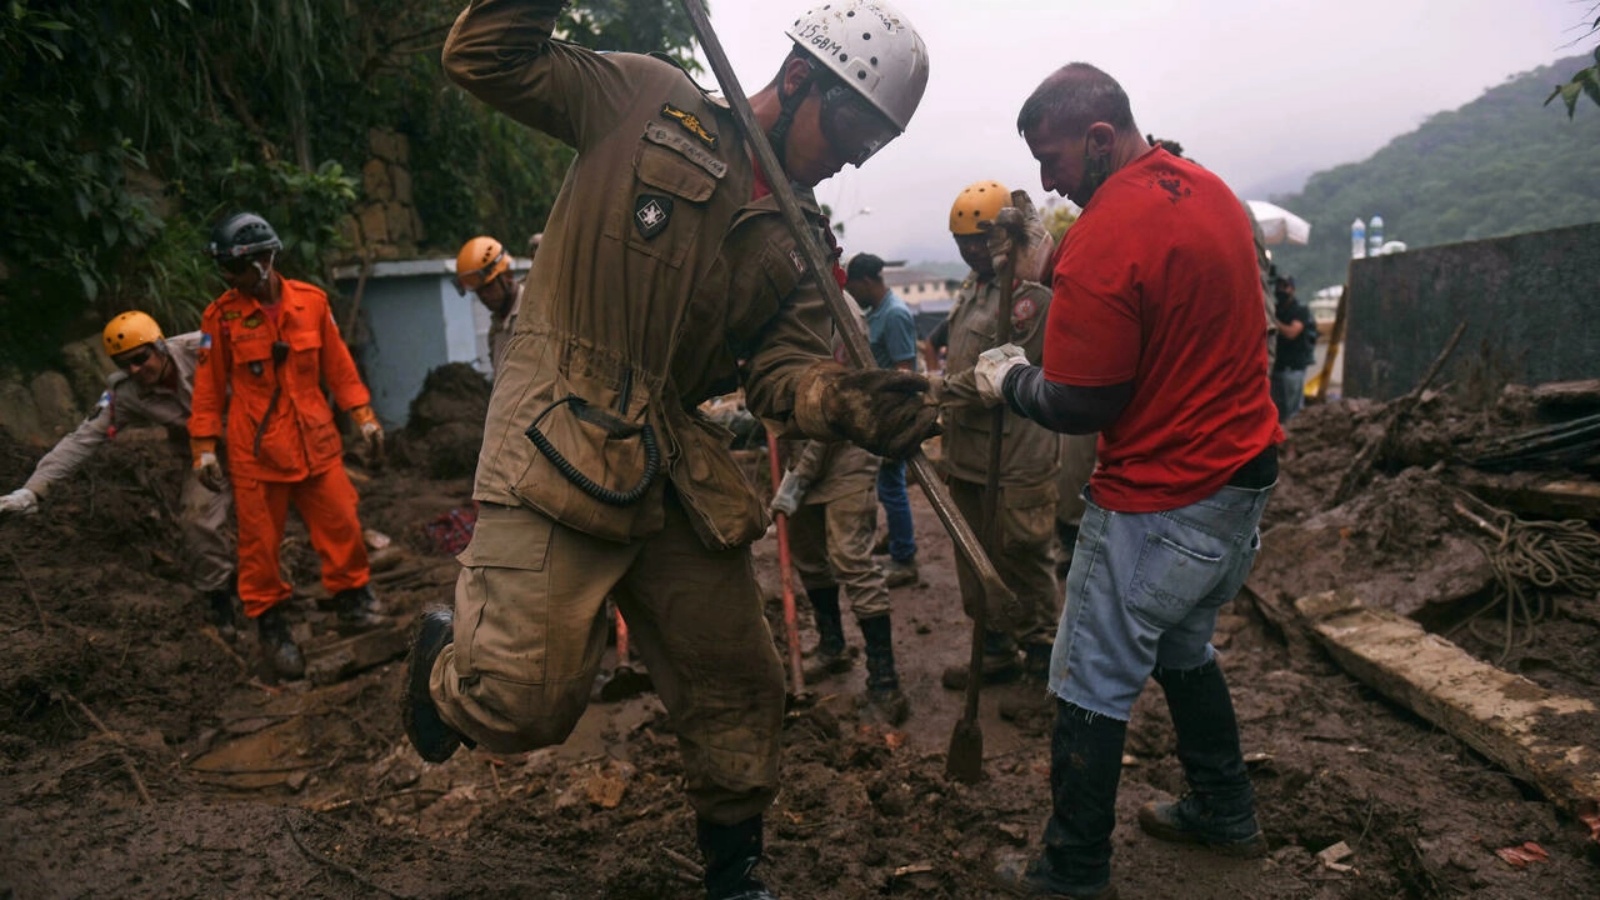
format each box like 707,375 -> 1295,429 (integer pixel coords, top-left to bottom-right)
0,487 -> 39,516
974,344 -> 1029,408
351,405 -> 385,465
821,368 -> 941,460
770,470 -> 811,518
985,190 -> 1051,281
191,438 -> 226,493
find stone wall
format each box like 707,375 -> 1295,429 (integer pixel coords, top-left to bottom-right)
0,336 -> 114,447
1344,221 -> 1600,400
339,128 -> 426,262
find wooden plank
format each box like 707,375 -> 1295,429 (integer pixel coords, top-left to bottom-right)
1457,470 -> 1600,521
1296,590 -> 1600,820
303,624 -> 409,686
1529,379 -> 1600,410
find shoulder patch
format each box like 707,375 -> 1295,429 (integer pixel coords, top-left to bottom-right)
635,194 -> 673,239
661,102 -> 718,148
1011,296 -> 1040,331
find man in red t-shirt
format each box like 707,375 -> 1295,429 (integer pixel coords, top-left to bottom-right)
974,63 -> 1282,899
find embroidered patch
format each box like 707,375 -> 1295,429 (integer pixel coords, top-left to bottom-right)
661,103 -> 717,148
200,333 -> 213,348
634,194 -> 673,240
222,310 -> 242,321
788,248 -> 807,274
243,313 -> 264,329
1012,296 -> 1039,330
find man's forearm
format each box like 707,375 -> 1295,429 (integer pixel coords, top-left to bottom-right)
1003,366 -> 1130,434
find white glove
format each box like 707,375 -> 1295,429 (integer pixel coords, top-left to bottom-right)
974,344 -> 1029,407
770,471 -> 812,517
0,487 -> 39,515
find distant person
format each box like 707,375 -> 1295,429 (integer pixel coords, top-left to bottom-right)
844,252 -> 920,588
1271,275 -> 1316,424
454,235 -> 523,378
977,63 -> 1281,899
0,312 -> 240,638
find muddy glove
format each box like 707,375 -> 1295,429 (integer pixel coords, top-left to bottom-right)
820,369 -> 941,460
974,344 -> 1029,407
770,470 -> 811,517
0,487 -> 39,516
985,190 -> 1051,280
350,405 -> 385,465
191,438 -> 225,493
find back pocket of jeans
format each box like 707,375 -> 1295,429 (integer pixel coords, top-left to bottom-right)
1127,534 -> 1226,629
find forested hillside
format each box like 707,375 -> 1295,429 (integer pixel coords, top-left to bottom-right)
1269,54 -> 1600,293
0,1 -> 698,371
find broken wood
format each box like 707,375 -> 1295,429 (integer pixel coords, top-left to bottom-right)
1456,470 -> 1600,522
304,623 -> 409,686
1330,321 -> 1468,507
1296,590 -> 1600,821
1529,379 -> 1600,411
7,546 -> 50,635
60,690 -> 152,805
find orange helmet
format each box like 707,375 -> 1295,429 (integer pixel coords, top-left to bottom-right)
949,180 -> 1010,236
103,311 -> 165,357
454,236 -> 510,294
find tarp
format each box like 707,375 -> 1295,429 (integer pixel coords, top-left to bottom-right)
1247,200 -> 1312,246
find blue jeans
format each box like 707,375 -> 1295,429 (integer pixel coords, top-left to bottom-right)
876,459 -> 916,563
1050,481 -> 1273,720
1271,367 -> 1306,423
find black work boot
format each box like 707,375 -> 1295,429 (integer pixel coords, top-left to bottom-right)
996,700 -> 1124,899
941,629 -> 1022,690
256,605 -> 305,681
859,614 -> 909,725
1138,659 -> 1266,857
204,588 -> 239,641
802,587 -> 852,684
697,816 -> 777,900
403,608 -> 473,763
333,584 -> 385,633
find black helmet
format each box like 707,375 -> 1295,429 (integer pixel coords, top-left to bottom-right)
207,212 -> 283,260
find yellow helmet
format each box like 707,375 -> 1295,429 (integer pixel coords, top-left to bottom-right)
454,236 -> 510,293
949,180 -> 1010,236
103,311 -> 165,357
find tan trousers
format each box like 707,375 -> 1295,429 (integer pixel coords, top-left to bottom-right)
178,470 -> 235,593
431,498 -> 786,825
948,477 -> 1061,648
787,485 -> 890,619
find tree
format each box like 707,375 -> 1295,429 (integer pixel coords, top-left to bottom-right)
1546,4 -> 1600,117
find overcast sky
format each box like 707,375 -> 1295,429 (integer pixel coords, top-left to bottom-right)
697,0 -> 1594,264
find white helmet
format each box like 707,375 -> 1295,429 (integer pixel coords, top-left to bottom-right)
785,0 -> 930,134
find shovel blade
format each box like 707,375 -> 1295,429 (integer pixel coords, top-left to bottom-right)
598,665 -> 653,703
945,717 -> 984,784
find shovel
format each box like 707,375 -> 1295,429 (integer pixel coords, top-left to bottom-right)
598,606 -> 653,702
946,213 -> 1023,784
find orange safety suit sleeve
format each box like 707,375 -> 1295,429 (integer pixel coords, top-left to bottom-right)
188,301 -> 230,440
317,304 -> 371,413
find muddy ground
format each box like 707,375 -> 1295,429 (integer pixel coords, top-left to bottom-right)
2,389 -> 1599,899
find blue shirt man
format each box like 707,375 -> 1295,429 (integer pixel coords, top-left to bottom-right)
845,253 -> 919,586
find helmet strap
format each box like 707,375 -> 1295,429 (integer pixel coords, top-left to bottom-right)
766,60 -> 817,173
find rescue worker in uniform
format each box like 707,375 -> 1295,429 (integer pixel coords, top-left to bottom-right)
771,300 -> 906,724
1,312 -> 240,637
454,235 -> 522,377
932,181 -> 1063,693
190,213 -> 387,680
402,3 -> 935,898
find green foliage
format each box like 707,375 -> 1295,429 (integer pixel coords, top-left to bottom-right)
0,0 -> 699,372
1546,6 -> 1600,117
1269,54 -> 1600,296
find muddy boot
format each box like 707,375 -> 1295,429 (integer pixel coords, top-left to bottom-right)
881,557 -> 919,588
204,588 -> 239,642
697,815 -> 777,900
802,587 -> 852,684
256,605 -> 305,681
860,615 -> 909,725
1138,660 -> 1266,857
942,630 -> 1022,690
994,700 -> 1124,899
999,644 -> 1055,722
332,584 -> 385,633
403,608 -> 474,763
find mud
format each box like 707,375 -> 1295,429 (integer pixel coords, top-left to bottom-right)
2,391 -> 1599,899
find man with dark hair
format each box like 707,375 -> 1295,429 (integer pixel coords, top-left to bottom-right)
976,62 -> 1282,899
1270,275 -> 1316,424
403,4 -> 936,898
844,252 -> 920,588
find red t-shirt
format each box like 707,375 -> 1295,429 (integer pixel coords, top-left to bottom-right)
1043,147 -> 1282,513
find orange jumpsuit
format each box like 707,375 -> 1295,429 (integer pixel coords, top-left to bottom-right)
190,277 -> 372,617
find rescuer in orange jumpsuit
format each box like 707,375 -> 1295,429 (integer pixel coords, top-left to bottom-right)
189,212 -> 386,679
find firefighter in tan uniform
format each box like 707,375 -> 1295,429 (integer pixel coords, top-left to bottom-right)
934,182 -> 1063,691
401,3 -> 934,898
1,312 -> 239,636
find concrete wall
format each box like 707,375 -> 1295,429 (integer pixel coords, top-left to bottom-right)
1344,222 -> 1600,400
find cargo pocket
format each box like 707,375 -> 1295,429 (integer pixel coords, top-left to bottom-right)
1000,481 -> 1059,556
454,506 -> 555,684
670,412 -> 768,551
602,138 -> 719,270
1126,530 -> 1227,630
